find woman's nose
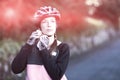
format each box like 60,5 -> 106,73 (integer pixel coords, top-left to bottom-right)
47,21 -> 51,27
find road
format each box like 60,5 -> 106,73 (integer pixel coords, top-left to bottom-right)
66,37 -> 120,80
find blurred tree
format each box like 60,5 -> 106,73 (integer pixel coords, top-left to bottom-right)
0,39 -> 23,80
93,0 -> 120,30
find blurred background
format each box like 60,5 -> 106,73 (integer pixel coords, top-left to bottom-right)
0,0 -> 120,80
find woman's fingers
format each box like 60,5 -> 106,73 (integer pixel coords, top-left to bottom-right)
40,35 -> 49,47
30,30 -> 42,38
27,30 -> 42,45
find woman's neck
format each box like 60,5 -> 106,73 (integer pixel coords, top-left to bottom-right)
48,35 -> 55,47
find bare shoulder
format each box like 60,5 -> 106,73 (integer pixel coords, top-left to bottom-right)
57,40 -> 69,48
57,40 -> 62,46
57,40 -> 70,55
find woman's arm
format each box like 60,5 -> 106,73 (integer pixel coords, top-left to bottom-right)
39,43 -> 70,80
11,44 -> 33,74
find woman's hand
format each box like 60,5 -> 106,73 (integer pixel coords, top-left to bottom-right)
27,29 -> 42,45
37,35 -> 49,50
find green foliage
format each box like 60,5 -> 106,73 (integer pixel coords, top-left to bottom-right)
0,38 -> 24,80
0,38 -> 23,60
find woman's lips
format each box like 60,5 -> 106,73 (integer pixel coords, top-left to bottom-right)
47,29 -> 53,31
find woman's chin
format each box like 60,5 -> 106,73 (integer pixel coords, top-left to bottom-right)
45,33 -> 54,36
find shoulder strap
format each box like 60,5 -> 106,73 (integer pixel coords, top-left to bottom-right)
49,39 -> 57,53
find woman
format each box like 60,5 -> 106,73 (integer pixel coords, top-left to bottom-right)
11,6 -> 70,80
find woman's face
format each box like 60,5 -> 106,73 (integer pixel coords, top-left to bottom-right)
40,17 -> 57,36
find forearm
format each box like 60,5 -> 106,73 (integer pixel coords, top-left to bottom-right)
11,43 -> 32,74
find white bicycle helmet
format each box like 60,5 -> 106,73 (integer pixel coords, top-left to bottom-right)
33,6 -> 61,23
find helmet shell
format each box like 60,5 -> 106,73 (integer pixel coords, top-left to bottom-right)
33,6 -> 61,26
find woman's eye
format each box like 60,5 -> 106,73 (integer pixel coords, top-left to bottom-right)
51,20 -> 55,22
